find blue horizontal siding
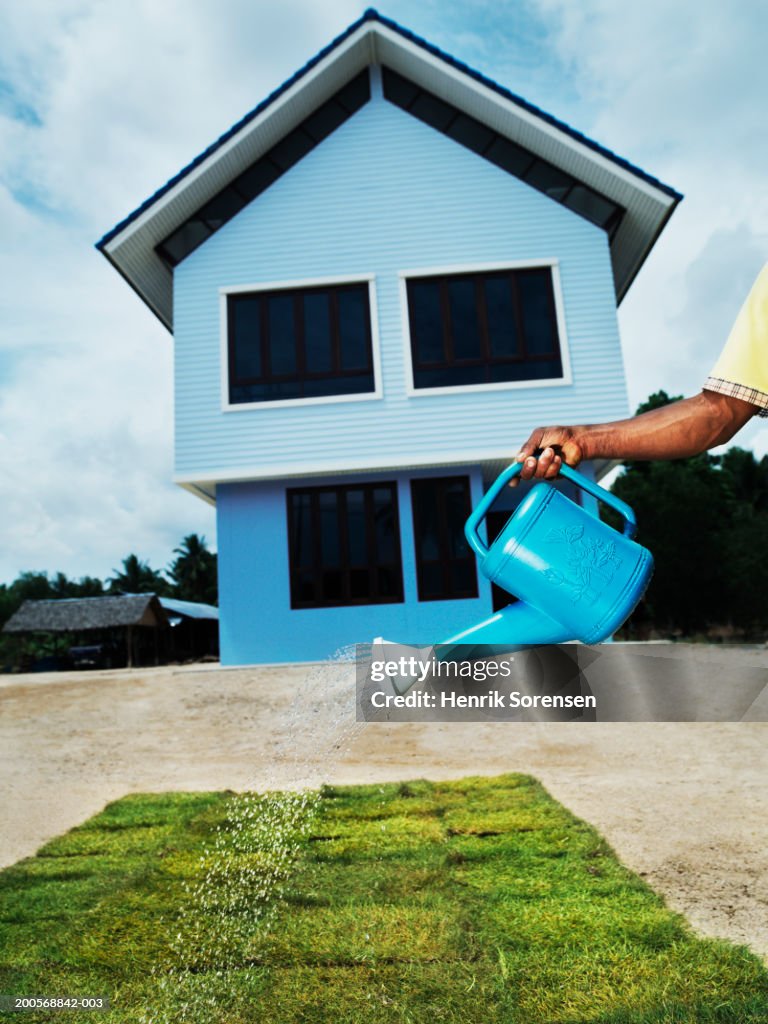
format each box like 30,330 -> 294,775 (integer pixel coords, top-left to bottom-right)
217,466 -> 491,663
174,90 -> 628,479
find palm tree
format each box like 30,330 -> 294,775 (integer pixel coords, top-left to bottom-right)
167,534 -> 218,605
108,554 -> 170,595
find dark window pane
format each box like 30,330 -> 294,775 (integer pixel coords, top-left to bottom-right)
304,291 -> 332,374
484,275 -> 519,358
447,278 -> 481,361
270,129 -> 314,171
338,288 -> 369,371
447,114 -> 493,154
382,67 -> 419,108
234,379 -> 303,402
450,559 -> 477,597
287,482 -> 403,608
377,566 -> 399,598
159,219 -> 212,265
302,100 -> 347,142
409,280 -> 444,364
414,499 -> 439,561
350,568 -> 370,599
319,491 -> 340,567
302,373 -> 374,397
232,297 -> 262,379
336,70 -> 370,113
485,137 -> 535,177
290,493 -> 313,568
412,477 -> 477,601
525,161 -> 573,201
322,569 -> 343,601
294,571 -> 315,604
419,563 -> 443,600
235,159 -> 281,201
268,294 -> 297,375
199,187 -> 244,230
413,364 -> 487,388
518,271 -> 556,356
373,487 -> 397,563
409,92 -> 455,131
346,489 -> 367,565
444,481 -> 472,559
564,185 -> 619,228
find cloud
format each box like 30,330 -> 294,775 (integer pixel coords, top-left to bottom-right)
0,0 -> 360,583
531,0 -> 768,406
0,0 -> 766,585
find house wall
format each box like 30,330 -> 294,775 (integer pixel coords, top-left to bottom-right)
173,74 -> 629,485
217,466 -> 492,664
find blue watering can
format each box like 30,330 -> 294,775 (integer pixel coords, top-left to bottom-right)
375,462 -> 653,694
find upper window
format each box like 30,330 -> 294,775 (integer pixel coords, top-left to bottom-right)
405,267 -> 564,390
287,482 -> 404,608
226,282 -> 375,405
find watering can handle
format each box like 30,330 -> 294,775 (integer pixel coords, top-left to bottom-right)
464,461 -> 637,559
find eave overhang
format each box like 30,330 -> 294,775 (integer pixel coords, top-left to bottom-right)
97,9 -> 681,331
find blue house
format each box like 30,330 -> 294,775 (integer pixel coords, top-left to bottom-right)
97,10 -> 681,664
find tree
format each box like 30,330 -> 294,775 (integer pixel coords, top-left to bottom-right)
610,454 -> 730,634
167,534 -> 218,605
108,554 -> 170,596
606,393 -> 768,638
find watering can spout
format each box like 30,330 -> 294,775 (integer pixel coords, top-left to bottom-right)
373,603 -> 573,696
437,600 -> 573,656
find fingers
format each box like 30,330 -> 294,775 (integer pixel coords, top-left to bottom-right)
511,447 -> 563,486
510,431 -> 542,487
515,430 -> 543,462
534,446 -> 561,479
544,451 -> 562,478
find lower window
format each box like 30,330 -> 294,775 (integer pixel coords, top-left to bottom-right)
411,476 -> 478,601
287,483 -> 404,608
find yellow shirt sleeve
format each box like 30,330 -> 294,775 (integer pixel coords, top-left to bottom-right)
704,261 -> 768,416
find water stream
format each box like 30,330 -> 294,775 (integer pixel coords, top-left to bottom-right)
139,646 -> 364,1023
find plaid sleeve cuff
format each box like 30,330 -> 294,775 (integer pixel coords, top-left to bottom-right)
703,377 -> 768,417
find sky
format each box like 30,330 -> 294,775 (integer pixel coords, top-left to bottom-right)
0,0 -> 766,586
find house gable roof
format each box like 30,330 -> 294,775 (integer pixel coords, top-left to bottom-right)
97,9 -> 681,329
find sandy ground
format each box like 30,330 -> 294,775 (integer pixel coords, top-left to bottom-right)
1,652 -> 767,960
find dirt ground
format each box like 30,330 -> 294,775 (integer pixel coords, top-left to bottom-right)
1,652 -> 767,960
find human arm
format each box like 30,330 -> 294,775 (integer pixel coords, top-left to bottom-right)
514,390 -> 759,482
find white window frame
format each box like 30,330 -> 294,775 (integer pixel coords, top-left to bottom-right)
220,273 -> 383,412
398,258 -> 572,397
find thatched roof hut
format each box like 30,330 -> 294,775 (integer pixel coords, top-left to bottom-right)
3,594 -> 169,668
3,594 -> 168,633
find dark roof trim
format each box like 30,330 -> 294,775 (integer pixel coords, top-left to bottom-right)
96,9 -> 376,250
371,10 -> 682,201
156,71 -> 370,269
96,8 -> 680,252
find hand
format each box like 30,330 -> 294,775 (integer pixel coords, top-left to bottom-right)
512,426 -> 586,485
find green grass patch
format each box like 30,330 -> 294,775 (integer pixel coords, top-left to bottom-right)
0,775 -> 766,1022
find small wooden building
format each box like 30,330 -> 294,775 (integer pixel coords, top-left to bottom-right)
4,594 -> 221,669
3,594 -> 169,668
